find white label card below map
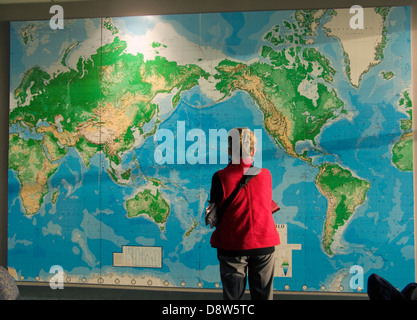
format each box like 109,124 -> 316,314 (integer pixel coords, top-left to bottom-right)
113,246 -> 162,268
274,224 -> 302,277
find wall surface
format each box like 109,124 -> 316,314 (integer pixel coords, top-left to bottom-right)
0,21 -> 10,269
0,0 -> 416,299
0,0 -> 416,19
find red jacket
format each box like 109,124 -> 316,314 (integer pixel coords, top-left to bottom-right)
210,161 -> 280,251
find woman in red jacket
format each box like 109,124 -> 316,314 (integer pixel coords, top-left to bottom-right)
209,128 -> 280,300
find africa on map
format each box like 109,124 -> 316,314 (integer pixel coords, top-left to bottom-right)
8,7 -> 414,292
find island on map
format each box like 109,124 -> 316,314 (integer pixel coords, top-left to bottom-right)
324,7 -> 389,88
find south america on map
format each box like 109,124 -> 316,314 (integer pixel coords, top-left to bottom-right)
8,7 -> 414,292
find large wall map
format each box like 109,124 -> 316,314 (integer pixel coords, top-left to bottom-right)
8,7 -> 414,292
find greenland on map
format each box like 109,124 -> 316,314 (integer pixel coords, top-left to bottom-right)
8,7 -> 414,292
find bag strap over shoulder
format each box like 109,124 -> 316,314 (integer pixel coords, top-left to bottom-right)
217,166 -> 261,223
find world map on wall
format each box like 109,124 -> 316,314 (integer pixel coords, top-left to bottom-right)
8,7 -> 414,292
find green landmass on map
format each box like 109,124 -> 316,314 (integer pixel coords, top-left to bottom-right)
392,90 -> 413,171
214,45 -> 345,163
392,136 -> 413,171
316,163 -> 371,256
10,36 -> 209,217
9,133 -> 59,215
125,188 -> 170,226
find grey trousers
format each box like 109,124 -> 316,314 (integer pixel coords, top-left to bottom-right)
218,253 -> 275,300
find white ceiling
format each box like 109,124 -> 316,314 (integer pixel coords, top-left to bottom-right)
0,0 -> 91,3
